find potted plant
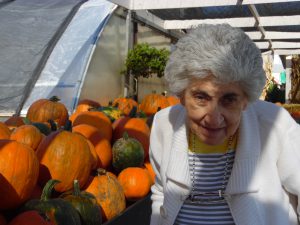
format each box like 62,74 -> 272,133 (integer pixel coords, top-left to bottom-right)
121,43 -> 170,99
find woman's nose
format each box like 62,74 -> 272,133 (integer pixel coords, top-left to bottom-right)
203,104 -> 224,127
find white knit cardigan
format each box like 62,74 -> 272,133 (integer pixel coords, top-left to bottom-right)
149,100 -> 300,225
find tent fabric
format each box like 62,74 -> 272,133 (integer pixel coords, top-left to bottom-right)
0,0 -> 116,116
0,0 -> 85,115
20,0 -> 116,116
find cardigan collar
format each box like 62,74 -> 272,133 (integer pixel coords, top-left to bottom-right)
165,103 -> 261,195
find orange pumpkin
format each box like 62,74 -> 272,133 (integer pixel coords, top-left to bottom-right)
75,99 -> 101,113
143,160 -> 156,185
0,122 -> 11,139
112,117 -> 150,159
73,124 -> 112,170
0,140 -> 39,210
85,169 -> 126,222
8,211 -> 54,225
72,111 -> 112,141
117,167 -> 152,201
112,97 -> 138,116
36,130 -> 92,192
4,115 -> 26,130
139,93 -> 170,116
10,125 -> 43,151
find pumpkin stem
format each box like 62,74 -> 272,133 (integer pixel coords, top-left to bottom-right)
48,119 -> 57,131
122,131 -> 129,140
73,180 -> 81,196
63,119 -> 72,132
49,96 -> 60,102
23,117 -> 31,125
128,106 -> 137,118
41,179 -> 61,201
96,168 -> 107,176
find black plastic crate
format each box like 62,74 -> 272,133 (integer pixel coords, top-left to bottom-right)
104,194 -> 152,225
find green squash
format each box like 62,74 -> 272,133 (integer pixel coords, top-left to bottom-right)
24,179 -> 81,225
112,132 -> 144,172
61,180 -> 102,225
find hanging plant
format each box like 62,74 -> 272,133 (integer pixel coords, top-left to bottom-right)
122,43 -> 169,78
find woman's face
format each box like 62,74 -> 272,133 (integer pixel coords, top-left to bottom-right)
181,76 -> 248,146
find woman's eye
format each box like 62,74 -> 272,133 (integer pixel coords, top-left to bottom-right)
222,96 -> 237,106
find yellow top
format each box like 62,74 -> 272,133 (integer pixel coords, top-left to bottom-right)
188,132 -> 237,154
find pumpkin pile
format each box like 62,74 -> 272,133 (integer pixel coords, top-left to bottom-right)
0,93 -> 179,224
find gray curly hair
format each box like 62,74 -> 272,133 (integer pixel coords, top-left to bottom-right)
164,23 -> 266,102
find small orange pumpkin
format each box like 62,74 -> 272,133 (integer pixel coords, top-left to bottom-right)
112,97 -> 138,116
139,93 -> 170,116
143,160 -> 156,185
75,99 -> 101,113
117,167 -> 152,201
84,169 -> 126,222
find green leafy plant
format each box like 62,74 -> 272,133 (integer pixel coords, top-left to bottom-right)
122,43 -> 169,78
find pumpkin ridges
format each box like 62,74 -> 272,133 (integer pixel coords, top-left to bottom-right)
36,130 -> 92,192
117,167 -> 152,201
84,169 -> 126,222
0,140 -> 39,210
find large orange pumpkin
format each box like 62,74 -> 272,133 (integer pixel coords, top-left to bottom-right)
8,211 -> 54,225
117,167 -> 152,201
73,124 -> 112,169
84,169 -> 126,222
75,99 -> 101,113
26,96 -> 68,128
10,125 -> 43,151
0,122 -> 11,139
36,130 -> 92,192
0,140 -> 39,210
139,93 -> 170,116
112,117 -> 150,159
112,97 -> 138,116
72,111 -> 112,141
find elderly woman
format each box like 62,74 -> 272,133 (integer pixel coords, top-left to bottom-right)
149,24 -> 300,225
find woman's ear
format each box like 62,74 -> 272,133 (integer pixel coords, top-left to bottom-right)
179,92 -> 185,106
